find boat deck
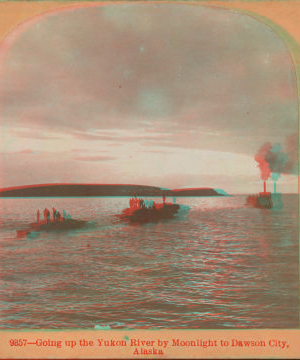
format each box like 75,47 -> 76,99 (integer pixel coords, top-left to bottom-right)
17,218 -> 87,236
120,203 -> 180,223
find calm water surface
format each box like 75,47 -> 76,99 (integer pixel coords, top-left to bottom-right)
0,195 -> 298,329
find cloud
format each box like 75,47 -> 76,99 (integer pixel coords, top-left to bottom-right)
0,149 -> 35,155
71,148 -> 109,153
0,3 -> 297,148
74,155 -> 117,162
140,149 -> 172,154
12,129 -> 60,140
71,130 -> 172,145
72,132 -> 116,141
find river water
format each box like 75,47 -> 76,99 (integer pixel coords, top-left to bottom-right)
0,195 -> 298,329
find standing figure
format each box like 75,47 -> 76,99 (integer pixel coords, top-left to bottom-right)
63,209 -> 66,221
44,208 -> 50,224
52,207 -> 56,222
44,208 -> 48,223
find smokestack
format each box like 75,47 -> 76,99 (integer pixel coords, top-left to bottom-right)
274,182 -> 276,194
264,181 -> 266,193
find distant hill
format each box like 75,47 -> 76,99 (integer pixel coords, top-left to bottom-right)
0,184 -> 228,197
213,188 -> 230,196
170,188 -> 225,196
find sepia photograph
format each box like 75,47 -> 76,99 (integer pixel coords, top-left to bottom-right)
0,1 -> 298,358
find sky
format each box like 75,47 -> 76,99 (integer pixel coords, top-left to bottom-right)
0,3 -> 298,194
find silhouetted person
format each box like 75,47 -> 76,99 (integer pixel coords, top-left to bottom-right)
63,209 -> 66,221
44,208 -> 50,223
46,209 -> 50,224
37,210 -> 40,223
52,207 -> 56,222
56,211 -> 61,222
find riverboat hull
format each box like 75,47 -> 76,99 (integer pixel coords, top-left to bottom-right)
119,203 -> 180,223
17,219 -> 87,236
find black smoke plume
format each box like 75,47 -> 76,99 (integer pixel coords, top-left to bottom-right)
255,133 -> 298,181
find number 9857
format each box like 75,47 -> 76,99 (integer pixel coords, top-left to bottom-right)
10,339 -> 27,346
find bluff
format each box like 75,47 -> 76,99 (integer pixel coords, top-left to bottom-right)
0,184 -> 228,197
169,188 -> 228,196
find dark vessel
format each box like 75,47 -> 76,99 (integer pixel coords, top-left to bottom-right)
17,218 -> 87,236
246,181 -> 283,209
119,200 -> 180,223
246,192 -> 273,209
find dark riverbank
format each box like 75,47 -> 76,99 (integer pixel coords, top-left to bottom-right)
0,184 -> 228,197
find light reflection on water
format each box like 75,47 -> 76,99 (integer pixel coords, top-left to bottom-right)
0,195 -> 298,329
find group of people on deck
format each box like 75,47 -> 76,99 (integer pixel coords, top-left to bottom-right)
36,207 -> 70,224
129,197 -> 156,209
129,195 -> 168,209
